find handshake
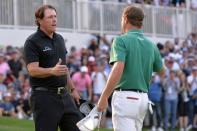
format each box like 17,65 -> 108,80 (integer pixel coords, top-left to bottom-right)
76,99 -> 102,131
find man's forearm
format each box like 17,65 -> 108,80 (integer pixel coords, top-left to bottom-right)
100,62 -> 124,99
27,60 -> 68,78
27,62 -> 54,78
28,67 -> 53,78
157,67 -> 165,79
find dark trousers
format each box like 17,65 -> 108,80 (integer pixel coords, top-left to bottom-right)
30,90 -> 82,131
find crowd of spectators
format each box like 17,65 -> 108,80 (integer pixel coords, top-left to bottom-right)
0,46 -> 31,120
119,0 -> 186,7
148,32 -> 197,131
91,0 -> 197,10
0,31 -> 197,130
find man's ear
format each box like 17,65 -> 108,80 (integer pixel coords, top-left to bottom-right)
37,18 -> 42,26
124,17 -> 128,25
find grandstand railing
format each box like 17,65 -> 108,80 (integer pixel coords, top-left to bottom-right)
0,0 -> 196,38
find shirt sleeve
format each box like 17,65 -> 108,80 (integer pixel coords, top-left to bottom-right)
109,37 -> 126,64
23,39 -> 39,65
153,45 -> 163,72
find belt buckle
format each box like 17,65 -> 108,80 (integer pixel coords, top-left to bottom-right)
57,87 -> 65,94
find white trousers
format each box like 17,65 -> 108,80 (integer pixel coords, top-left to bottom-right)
112,90 -> 149,131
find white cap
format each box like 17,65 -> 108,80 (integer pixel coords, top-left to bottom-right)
88,56 -> 95,62
80,66 -> 88,72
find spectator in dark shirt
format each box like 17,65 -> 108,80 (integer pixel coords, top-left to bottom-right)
8,49 -> 22,78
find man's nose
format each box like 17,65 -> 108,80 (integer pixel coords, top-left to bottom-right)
53,18 -> 57,22
52,16 -> 57,22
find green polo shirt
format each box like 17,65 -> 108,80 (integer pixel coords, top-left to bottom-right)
110,29 -> 163,92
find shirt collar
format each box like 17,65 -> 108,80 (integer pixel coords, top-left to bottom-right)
37,28 -> 56,39
127,29 -> 143,34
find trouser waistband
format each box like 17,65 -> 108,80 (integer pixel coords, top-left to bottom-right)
33,87 -> 66,95
115,88 -> 147,93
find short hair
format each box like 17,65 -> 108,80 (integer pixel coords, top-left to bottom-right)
122,5 -> 144,28
35,5 -> 56,26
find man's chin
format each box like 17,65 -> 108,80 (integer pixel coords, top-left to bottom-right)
51,27 -> 56,32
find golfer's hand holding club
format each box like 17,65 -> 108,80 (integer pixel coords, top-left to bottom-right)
76,105 -> 103,131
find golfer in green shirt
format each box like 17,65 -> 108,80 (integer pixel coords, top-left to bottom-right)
97,5 -> 165,131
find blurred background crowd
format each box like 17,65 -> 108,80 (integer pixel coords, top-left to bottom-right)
92,0 -> 197,10
0,31 -> 197,131
0,0 -> 197,131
